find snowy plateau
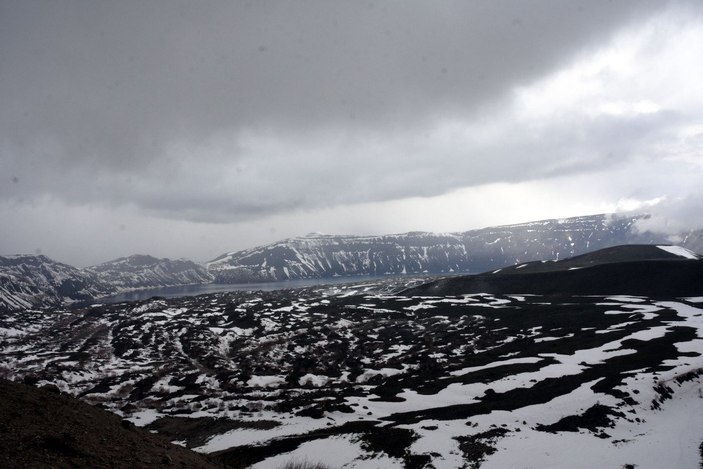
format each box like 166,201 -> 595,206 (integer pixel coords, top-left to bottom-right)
2,244 -> 703,468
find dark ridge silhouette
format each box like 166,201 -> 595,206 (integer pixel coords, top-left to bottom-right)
406,245 -> 703,297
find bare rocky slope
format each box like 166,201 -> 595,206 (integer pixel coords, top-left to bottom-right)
0,378 -> 224,468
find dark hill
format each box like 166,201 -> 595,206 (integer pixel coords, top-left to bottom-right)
485,244 -> 700,276
406,245 -> 703,297
0,379 -> 223,468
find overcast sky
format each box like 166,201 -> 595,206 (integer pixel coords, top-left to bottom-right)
2,0 -> 703,266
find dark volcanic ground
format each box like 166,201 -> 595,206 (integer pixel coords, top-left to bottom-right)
0,378 -> 222,468
1,250 -> 703,468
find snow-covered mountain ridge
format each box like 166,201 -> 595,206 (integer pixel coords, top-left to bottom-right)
3,213 -> 702,311
0,255 -> 113,312
208,213 -> 702,283
0,254 -> 212,312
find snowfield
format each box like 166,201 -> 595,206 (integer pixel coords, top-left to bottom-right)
1,276 -> 702,468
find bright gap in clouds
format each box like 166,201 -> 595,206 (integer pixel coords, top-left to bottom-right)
0,161 -> 692,268
189,5 -> 703,226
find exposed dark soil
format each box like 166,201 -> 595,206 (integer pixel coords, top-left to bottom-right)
535,404 -> 625,436
384,323 -> 699,425
454,427 -> 509,469
0,379 -> 225,468
146,416 -> 280,449
212,420 -> 378,468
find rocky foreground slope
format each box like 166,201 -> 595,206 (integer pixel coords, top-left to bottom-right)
0,379 -> 222,468
2,246 -> 702,468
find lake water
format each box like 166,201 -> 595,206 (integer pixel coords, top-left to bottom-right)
98,276 -> 390,304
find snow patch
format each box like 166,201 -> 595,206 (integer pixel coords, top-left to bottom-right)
247,375 -> 286,388
656,245 -> 699,259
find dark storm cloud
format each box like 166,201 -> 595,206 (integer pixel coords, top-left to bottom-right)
0,0 -> 695,222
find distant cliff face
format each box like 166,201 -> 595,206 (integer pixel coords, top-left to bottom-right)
207,214 -> 671,283
2,213 -> 700,310
85,255 -> 213,290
